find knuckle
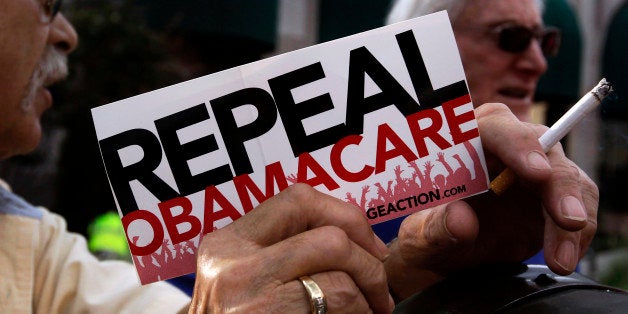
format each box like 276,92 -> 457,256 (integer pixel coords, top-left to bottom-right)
364,260 -> 387,286
267,282 -> 308,313
568,164 -> 582,178
283,183 -> 317,203
477,102 -> 510,117
316,226 -> 352,253
336,202 -> 367,223
397,222 -> 424,253
418,209 -> 446,248
205,264 -> 241,294
580,172 -> 600,203
550,163 -> 580,185
524,121 -> 549,139
325,272 -> 364,309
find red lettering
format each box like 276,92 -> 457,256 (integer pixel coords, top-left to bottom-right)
374,123 -> 417,174
297,152 -> 340,191
330,135 -> 374,182
442,94 -> 478,144
203,186 -> 243,234
121,210 -> 164,256
158,197 -> 201,245
233,161 -> 289,213
407,109 -> 451,158
233,175 -> 267,214
266,161 -> 290,193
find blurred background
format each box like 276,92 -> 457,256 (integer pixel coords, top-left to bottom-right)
0,0 -> 625,290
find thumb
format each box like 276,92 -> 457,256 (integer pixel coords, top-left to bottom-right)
385,201 -> 480,300
396,200 -> 479,271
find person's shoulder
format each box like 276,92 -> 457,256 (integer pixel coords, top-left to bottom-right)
0,180 -> 43,219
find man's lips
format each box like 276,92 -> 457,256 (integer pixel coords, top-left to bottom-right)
39,87 -> 53,113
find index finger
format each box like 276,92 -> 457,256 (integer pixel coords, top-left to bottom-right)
475,103 -> 552,183
226,183 -> 390,260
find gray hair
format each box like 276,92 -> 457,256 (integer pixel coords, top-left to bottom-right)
20,46 -> 68,112
386,0 -> 545,25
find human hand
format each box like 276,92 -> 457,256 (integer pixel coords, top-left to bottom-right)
362,185 -> 371,194
189,184 -> 395,313
286,173 -> 298,184
385,103 -> 598,300
424,161 -> 433,172
436,152 -> 445,163
394,165 -> 403,176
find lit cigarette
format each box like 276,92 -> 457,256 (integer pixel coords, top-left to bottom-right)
490,78 -> 613,195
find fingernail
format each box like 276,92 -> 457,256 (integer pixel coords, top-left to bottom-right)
555,241 -> 576,271
443,209 -> 459,242
443,224 -> 456,241
561,196 -> 587,222
527,151 -> 551,170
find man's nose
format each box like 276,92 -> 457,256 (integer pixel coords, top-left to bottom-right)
48,13 -> 79,54
516,38 -> 549,76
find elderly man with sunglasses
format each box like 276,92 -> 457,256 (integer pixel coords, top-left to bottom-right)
383,0 -> 597,301
1,0 -> 596,312
388,0 -> 559,122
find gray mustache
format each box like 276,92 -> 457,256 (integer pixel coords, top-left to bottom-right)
20,46 -> 69,110
36,46 -> 69,87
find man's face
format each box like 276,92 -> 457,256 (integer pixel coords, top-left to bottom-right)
0,0 -> 77,159
454,0 -> 548,122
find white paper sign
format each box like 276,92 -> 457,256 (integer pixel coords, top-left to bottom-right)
92,11 -> 489,284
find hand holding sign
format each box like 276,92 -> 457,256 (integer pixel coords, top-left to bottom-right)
384,103 -> 598,300
92,12 -> 490,284
189,184 -> 395,313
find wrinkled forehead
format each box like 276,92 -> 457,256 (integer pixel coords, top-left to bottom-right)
455,0 -> 543,27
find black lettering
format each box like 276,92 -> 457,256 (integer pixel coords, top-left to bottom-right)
346,46 -> 420,135
366,207 -> 378,219
429,189 -> 441,201
396,30 -> 470,108
269,62 -> 349,156
387,202 -> 398,214
396,198 -> 407,210
417,192 -> 430,205
99,129 -> 179,215
377,204 -> 386,216
211,88 -> 278,175
155,104 -> 232,195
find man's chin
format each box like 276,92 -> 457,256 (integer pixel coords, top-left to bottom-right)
13,121 -> 43,157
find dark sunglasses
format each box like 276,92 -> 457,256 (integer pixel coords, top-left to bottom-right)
490,24 -> 561,57
43,0 -> 63,22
